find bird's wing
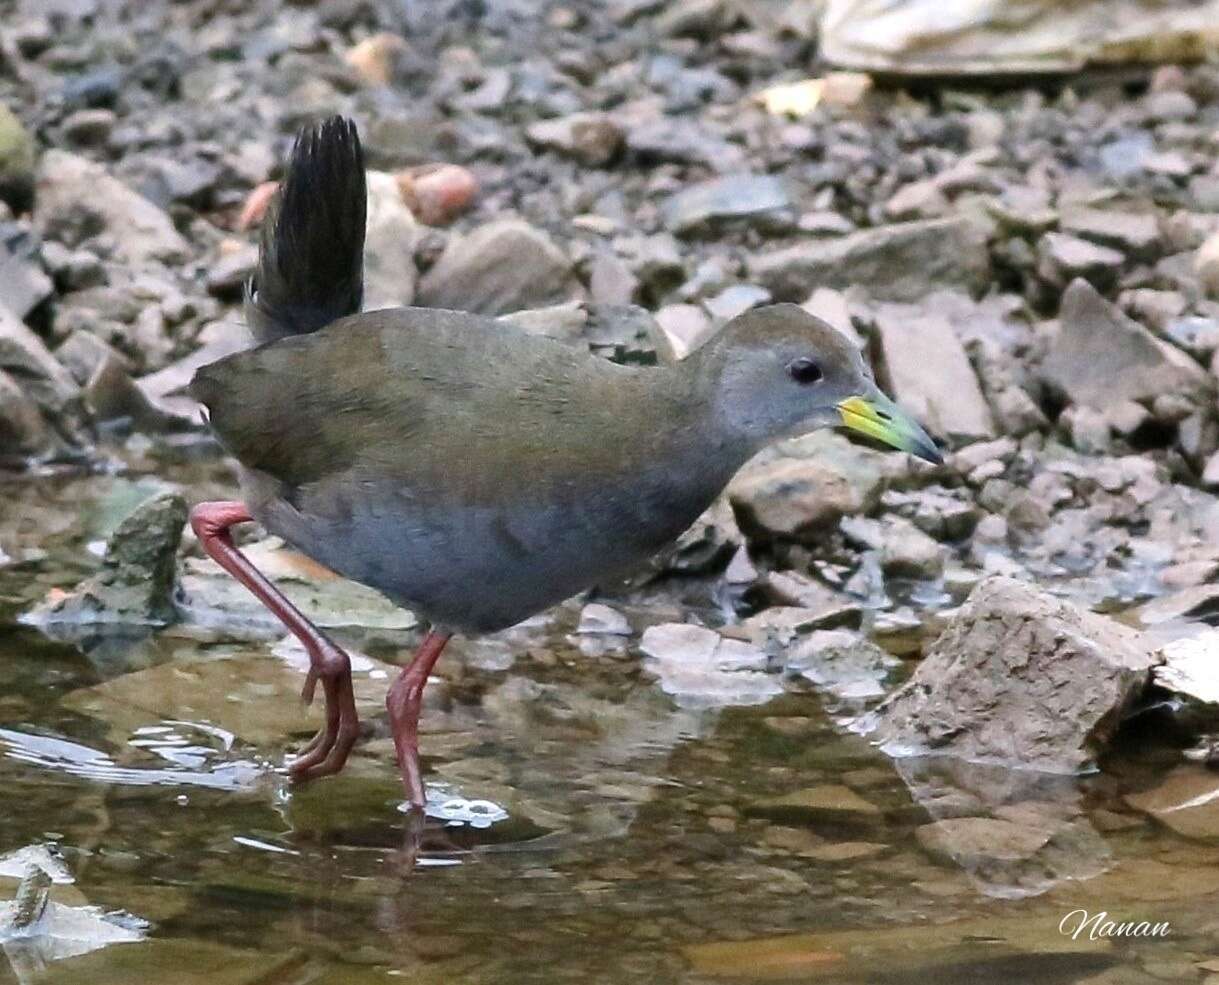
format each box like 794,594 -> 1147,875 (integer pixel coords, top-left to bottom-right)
190,307 -> 655,497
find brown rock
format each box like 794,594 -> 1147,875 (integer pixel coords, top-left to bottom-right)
872,576 -> 1155,773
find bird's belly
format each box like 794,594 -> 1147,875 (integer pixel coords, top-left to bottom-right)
251,477 -> 708,634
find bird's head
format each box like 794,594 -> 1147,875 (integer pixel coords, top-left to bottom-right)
688,303 -> 942,464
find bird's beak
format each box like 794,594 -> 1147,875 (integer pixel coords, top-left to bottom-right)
837,391 -> 943,465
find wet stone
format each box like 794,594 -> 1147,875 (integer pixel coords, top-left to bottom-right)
661,174 -> 796,237
27,490 -> 187,627
1125,767 -> 1219,841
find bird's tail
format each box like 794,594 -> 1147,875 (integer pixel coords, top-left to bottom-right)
245,116 -> 367,344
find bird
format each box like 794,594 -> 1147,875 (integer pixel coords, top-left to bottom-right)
189,116 -> 942,811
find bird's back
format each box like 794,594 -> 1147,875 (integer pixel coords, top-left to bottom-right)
193,308 -> 733,631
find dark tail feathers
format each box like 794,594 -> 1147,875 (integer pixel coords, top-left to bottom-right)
246,116 -> 367,344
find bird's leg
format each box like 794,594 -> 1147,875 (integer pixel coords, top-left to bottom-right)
386,629 -> 452,810
189,501 -> 360,781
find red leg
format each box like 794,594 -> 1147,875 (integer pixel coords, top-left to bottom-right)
189,501 -> 360,781
386,629 -> 451,809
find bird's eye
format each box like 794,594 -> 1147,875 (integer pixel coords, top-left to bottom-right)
787,357 -> 823,384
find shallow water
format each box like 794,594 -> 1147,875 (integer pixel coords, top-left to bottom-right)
2,460 -> 1219,984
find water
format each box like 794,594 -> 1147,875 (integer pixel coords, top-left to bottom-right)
1,461 -> 1218,984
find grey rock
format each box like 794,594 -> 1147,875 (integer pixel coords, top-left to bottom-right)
623,115 -> 747,171
750,217 -> 990,303
703,283 -> 771,323
1036,232 -> 1124,291
575,603 -> 632,636
841,515 -> 947,579
867,299 -> 995,443
61,108 -> 115,147
36,150 -> 189,264
28,491 -> 188,627
639,623 -> 781,709
54,328 -> 132,385
0,368 -> 50,457
787,630 -> 899,704
655,303 -> 713,359
499,300 -> 588,343
872,576 -> 1155,773
1042,279 -> 1213,412
417,219 -> 579,315
525,112 -> 624,167
1059,207 -> 1162,260
661,174 -> 795,237
0,239 -> 52,319
0,304 -> 79,416
588,251 -> 639,306
205,244 -> 257,300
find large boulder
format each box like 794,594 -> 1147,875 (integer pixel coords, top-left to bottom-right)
870,576 -> 1155,773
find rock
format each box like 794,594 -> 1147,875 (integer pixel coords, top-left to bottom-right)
661,174 -> 795,237
704,283 -> 771,323
205,243 -> 257,300
61,107 -> 115,147
871,576 -> 1156,773
623,114 -> 748,171
0,237 -> 52,319
1042,280 -> 1212,413
499,300 -> 589,343
1036,233 -> 1124,291
0,103 -> 36,213
363,170 -> 419,310
1059,207 -> 1162,260
748,784 -> 881,824
728,430 -> 889,542
0,305 -> 79,416
575,603 -> 631,636
866,299 -> 995,443
787,629 -> 899,703
54,329 -> 133,385
638,623 -> 781,709
1125,767 -> 1219,841
344,32 -> 408,87
0,368 -> 50,457
1152,630 -> 1219,706
588,251 -> 639,306
36,150 -> 188,264
525,112 -> 624,167
749,216 -> 990,303
916,817 -> 1052,867
1198,233 -> 1219,298
416,219 -> 579,315
397,165 -> 477,227
655,303 -> 713,359
840,516 -> 947,579
83,355 -> 189,431
27,491 -> 188,627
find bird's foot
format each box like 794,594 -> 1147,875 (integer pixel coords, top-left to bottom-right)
288,641 -> 360,781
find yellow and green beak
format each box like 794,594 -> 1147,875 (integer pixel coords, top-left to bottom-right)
837,392 -> 943,465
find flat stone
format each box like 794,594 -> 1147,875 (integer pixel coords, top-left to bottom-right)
1042,279 -> 1213,412
916,817 -> 1052,866
872,576 -> 1155,773
749,216 -> 990,303
639,623 -> 781,709
787,630 -> 899,704
868,299 -> 995,443
417,219 -> 578,315
0,239 -> 52,319
749,784 -> 882,824
840,516 -> 947,579
661,174 -> 795,237
1125,767 -> 1219,841
575,602 -> 632,636
1060,207 -> 1162,260
703,283 -> 771,323
1037,233 -> 1124,290
1151,630 -> 1219,706
362,170 -> 418,310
